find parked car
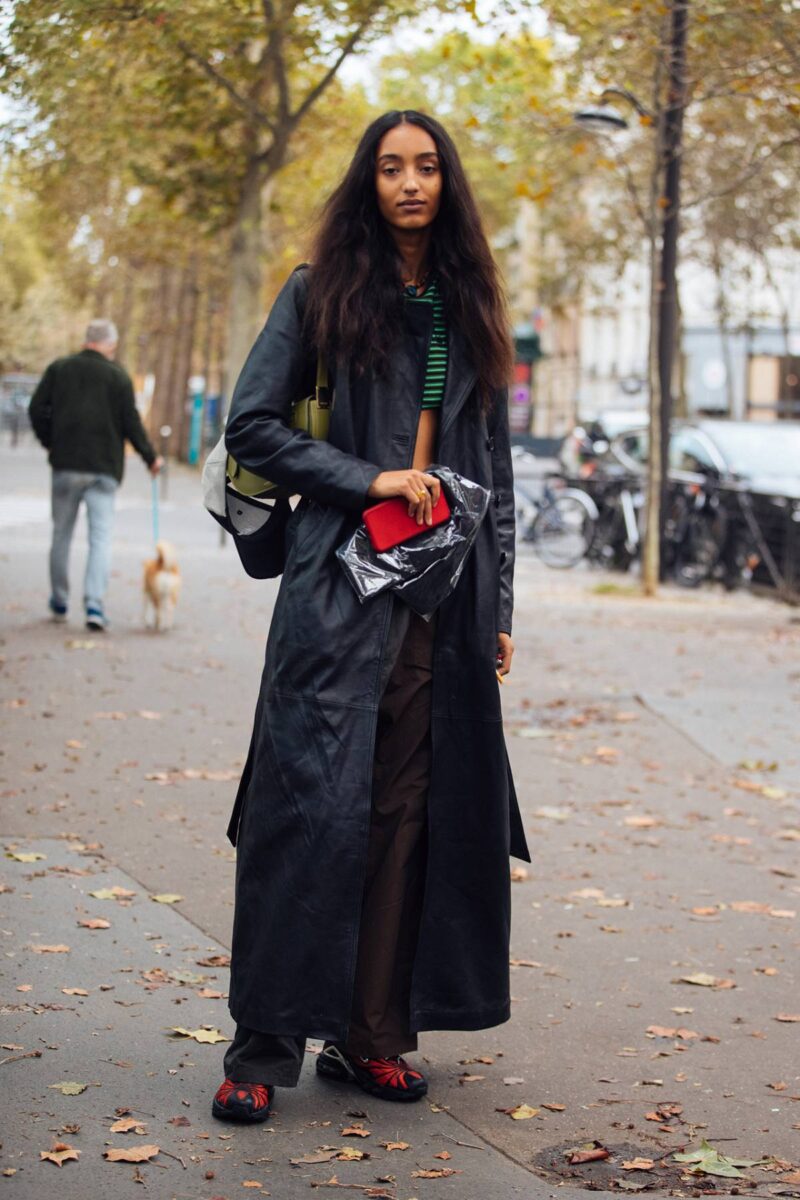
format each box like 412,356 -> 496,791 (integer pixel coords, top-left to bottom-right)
606,419 -> 800,596
559,409 -> 649,477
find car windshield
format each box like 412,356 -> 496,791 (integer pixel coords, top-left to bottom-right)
703,423 -> 800,478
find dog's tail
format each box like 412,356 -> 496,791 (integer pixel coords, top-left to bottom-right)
156,540 -> 178,570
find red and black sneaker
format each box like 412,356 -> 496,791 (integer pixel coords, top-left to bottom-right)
316,1042 -> 428,1102
211,1077 -> 274,1123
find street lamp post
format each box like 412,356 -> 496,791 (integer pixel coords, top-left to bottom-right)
574,0 -> 690,595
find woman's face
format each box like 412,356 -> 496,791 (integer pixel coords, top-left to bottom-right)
375,123 -> 442,234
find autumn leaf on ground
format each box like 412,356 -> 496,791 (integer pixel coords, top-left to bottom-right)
290,1150 -> 340,1165
6,851 -> 46,862
77,918 -> 111,929
31,944 -> 70,954
196,954 -> 230,967
341,1125 -> 371,1137
40,1141 -> 80,1167
568,1142 -> 611,1165
168,1026 -> 229,1044
678,973 -> 736,989
775,1013 -> 800,1022
380,1141 -> 409,1152
541,1102 -> 567,1111
336,1146 -> 368,1161
434,1150 -> 452,1160
151,893 -> 183,904
459,1074 -> 485,1084
624,815 -> 661,828
61,988 -> 89,996
412,1168 -> 459,1178
48,1082 -> 87,1096
673,1140 -> 765,1178
622,1159 -> 656,1171
110,1117 -> 147,1134
508,1103 -> 540,1120
646,1026 -> 699,1040
510,866 -> 529,882
88,886 -> 136,900
104,1144 -> 160,1163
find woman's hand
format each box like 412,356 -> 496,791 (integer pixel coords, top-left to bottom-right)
367,469 -> 441,525
496,632 -> 514,678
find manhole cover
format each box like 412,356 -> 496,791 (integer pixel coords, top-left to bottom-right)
530,1141 -> 782,1195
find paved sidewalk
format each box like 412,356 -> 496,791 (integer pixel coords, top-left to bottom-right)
1,440 -> 799,1197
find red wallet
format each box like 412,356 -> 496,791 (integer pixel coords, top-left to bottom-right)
363,490 -> 451,553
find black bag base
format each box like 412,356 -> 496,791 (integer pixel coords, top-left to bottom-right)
210,485 -> 291,579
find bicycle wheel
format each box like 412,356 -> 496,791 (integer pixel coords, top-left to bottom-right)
675,506 -> 726,588
531,494 -> 596,568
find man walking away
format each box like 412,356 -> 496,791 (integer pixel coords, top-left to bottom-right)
29,319 -> 163,631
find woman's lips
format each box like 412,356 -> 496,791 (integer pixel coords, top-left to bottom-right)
399,200 -> 425,209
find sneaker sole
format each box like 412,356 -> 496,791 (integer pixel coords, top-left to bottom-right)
316,1056 -> 427,1103
211,1098 -> 271,1123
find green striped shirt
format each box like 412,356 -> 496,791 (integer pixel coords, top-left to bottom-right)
406,274 -> 448,410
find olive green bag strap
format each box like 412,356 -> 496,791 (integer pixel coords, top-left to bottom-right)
226,357 -> 329,498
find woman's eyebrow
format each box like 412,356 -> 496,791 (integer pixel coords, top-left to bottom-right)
377,151 -> 439,163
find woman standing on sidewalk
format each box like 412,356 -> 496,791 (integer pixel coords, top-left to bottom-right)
212,110 -> 530,1123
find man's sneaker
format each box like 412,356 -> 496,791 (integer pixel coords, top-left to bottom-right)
49,600 -> 68,623
85,607 -> 108,632
316,1042 -> 427,1102
211,1078 -> 274,1123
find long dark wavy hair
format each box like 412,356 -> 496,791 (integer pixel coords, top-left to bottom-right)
304,110 -> 513,414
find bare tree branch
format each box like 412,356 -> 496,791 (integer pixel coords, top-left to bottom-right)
173,36 -> 276,135
683,133 -> 800,211
291,14 -> 378,126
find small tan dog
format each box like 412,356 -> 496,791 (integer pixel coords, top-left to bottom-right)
143,540 -> 181,631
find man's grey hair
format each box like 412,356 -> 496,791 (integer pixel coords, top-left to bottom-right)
85,318 -> 119,346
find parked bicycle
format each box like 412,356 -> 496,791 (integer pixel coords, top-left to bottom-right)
514,475 -> 599,568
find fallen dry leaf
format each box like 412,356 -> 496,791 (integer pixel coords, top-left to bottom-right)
775,1013 -> 800,1022
341,1125 -> 371,1138
510,866 -> 529,882
104,1144 -> 160,1163
6,851 -> 46,862
647,1025 -> 699,1040
40,1141 -> 80,1167
622,1159 -> 655,1171
508,1103 -> 540,1120
541,1102 -> 567,1111
380,1141 -> 409,1152
434,1150 -> 452,1160
459,1073 -> 485,1084
77,918 -> 111,929
569,1142 -> 611,1165
412,1168 -> 459,1178
61,987 -> 89,996
624,815 -> 660,828
31,944 -> 70,954
110,1117 -> 147,1134
88,886 -> 136,900
48,1081 -> 87,1096
678,973 -> 735,989
337,1146 -> 368,1161
196,954 -> 231,967
168,1026 -> 229,1044
150,893 -> 183,904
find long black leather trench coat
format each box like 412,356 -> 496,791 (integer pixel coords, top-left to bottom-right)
224,265 -> 530,1043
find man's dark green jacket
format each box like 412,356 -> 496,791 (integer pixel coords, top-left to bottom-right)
29,349 -> 156,482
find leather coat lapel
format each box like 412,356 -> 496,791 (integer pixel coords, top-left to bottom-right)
441,327 -> 478,437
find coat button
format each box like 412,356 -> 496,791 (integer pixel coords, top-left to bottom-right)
494,491 -> 501,507
486,436 -> 495,451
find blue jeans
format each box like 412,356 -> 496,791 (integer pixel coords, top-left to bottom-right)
50,470 -> 118,612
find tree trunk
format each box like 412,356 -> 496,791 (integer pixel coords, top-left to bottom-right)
225,159 -> 269,407
173,259 -> 201,459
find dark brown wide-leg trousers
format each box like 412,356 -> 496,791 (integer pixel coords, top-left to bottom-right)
224,599 -> 435,1086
